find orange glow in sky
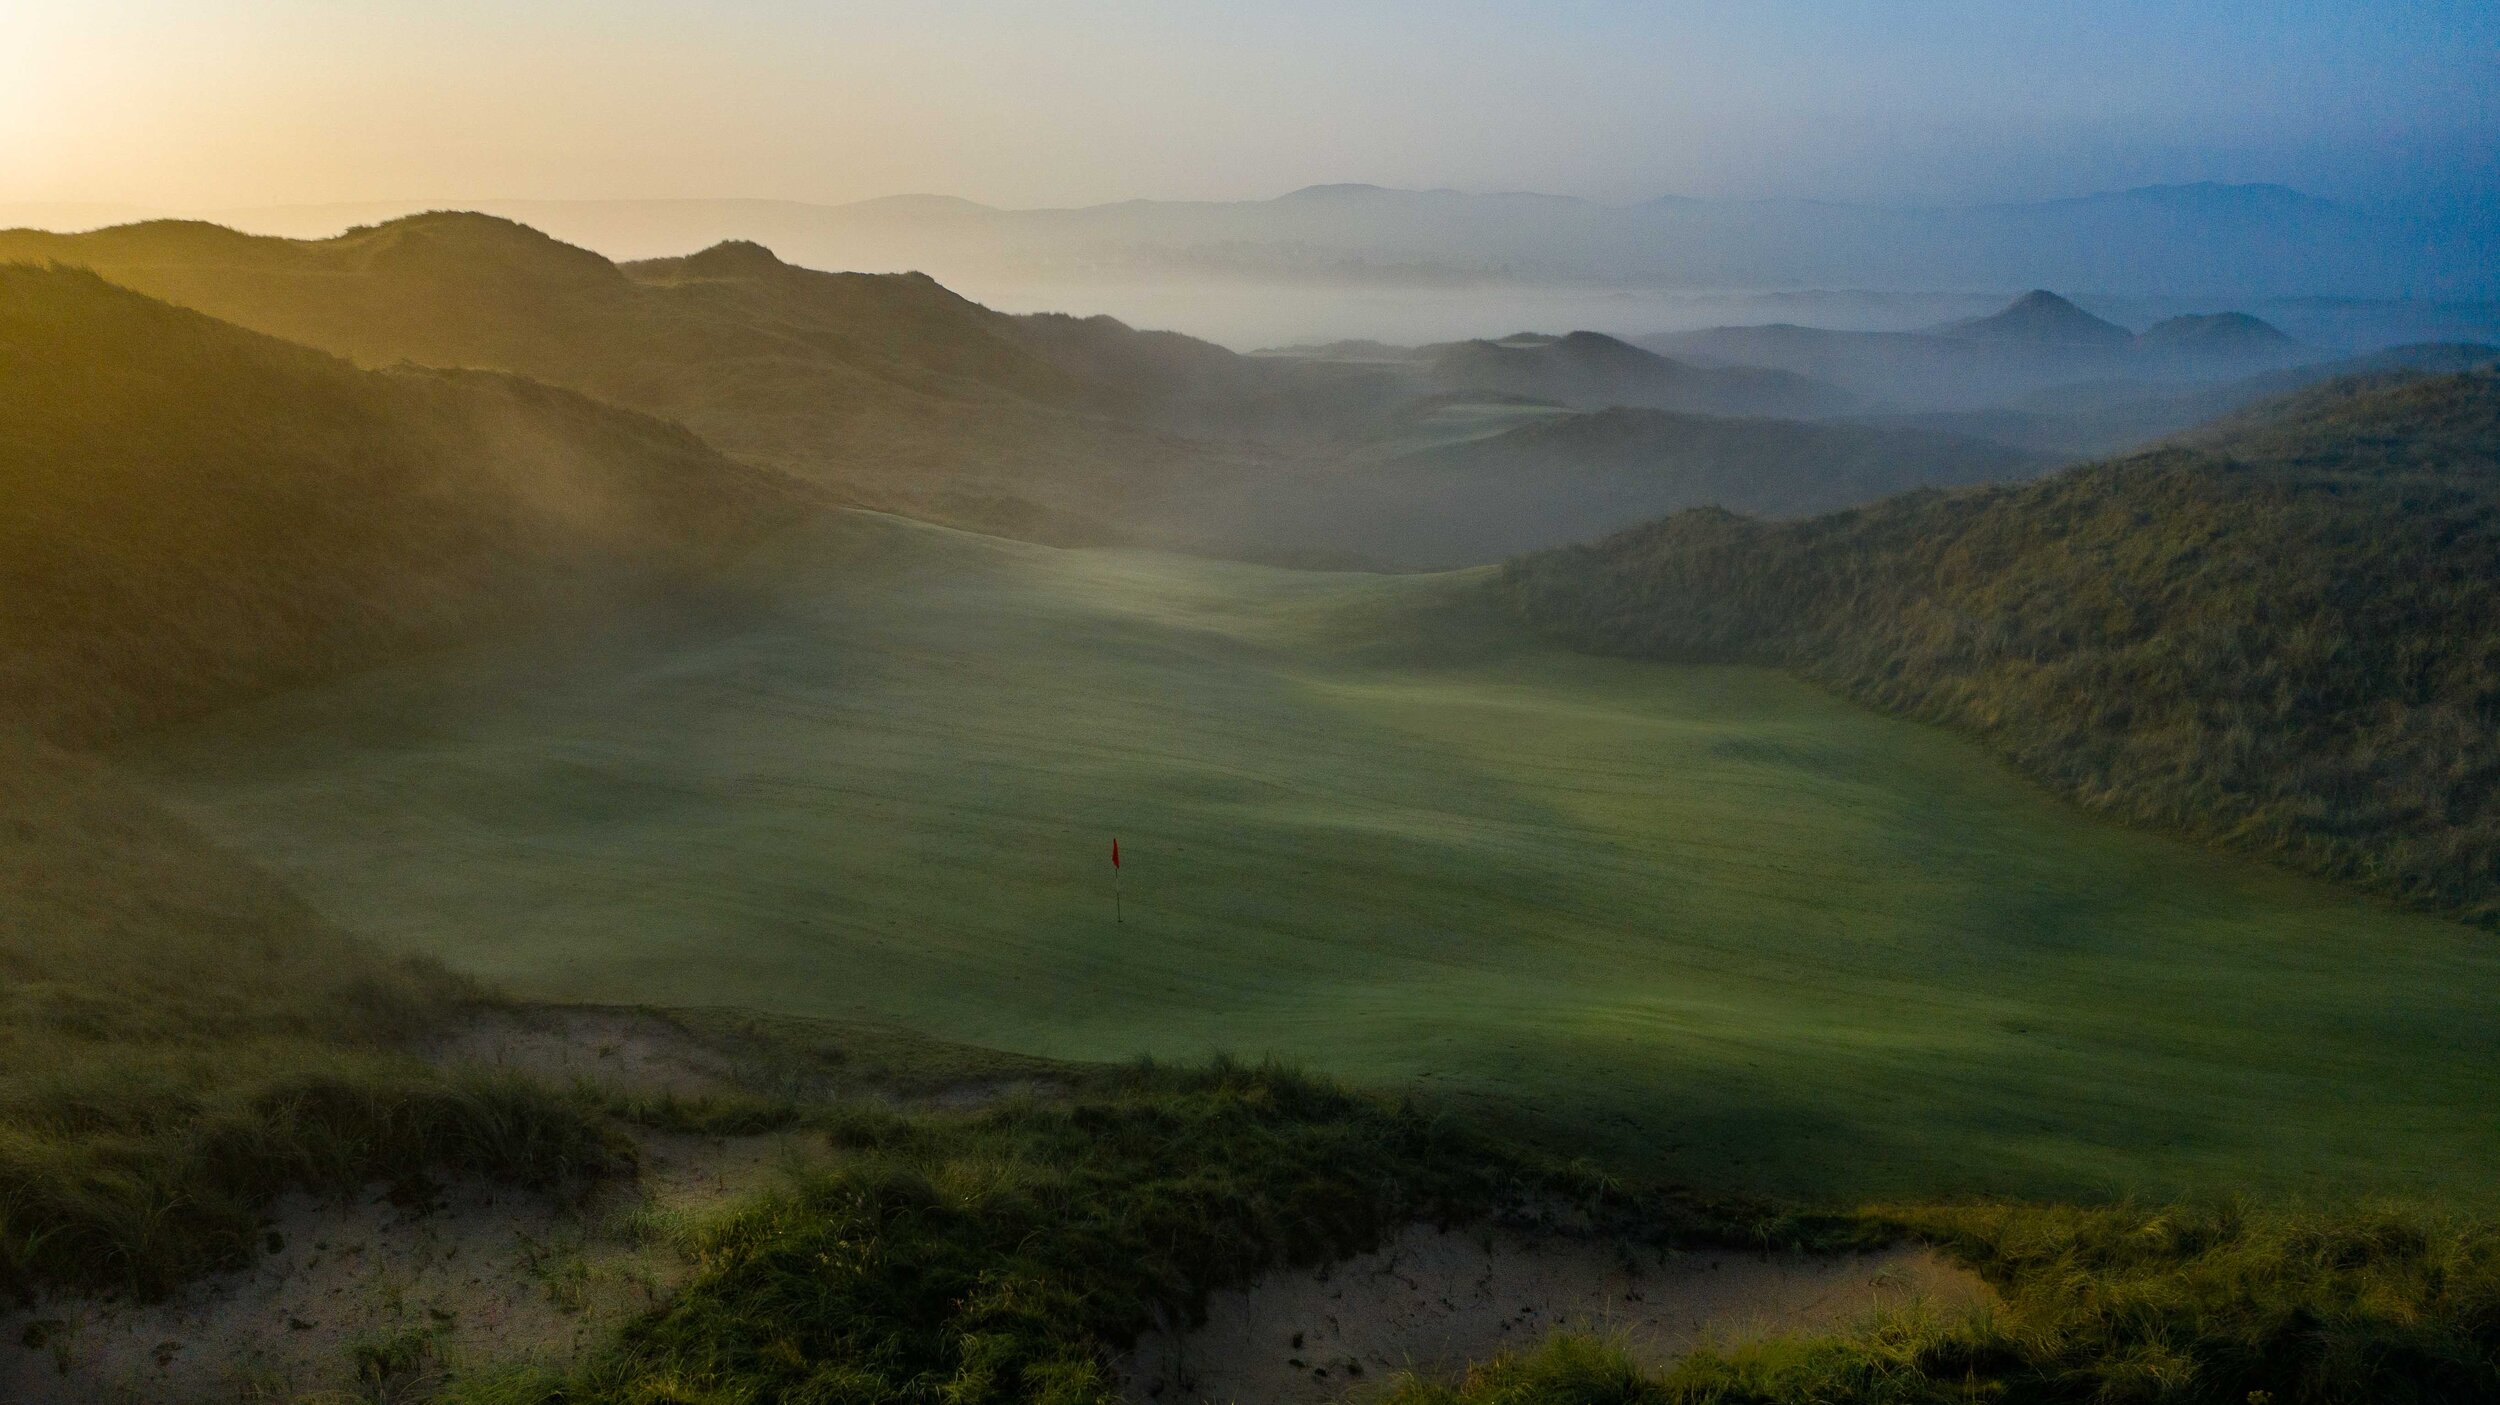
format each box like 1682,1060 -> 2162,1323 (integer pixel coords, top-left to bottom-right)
8,1 -> 2495,214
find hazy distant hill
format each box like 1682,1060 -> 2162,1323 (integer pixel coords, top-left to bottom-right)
1007,308 -> 1412,444
1647,290 -> 2314,410
0,215 -> 1296,543
2135,311 -> 2300,359
1422,331 -> 1855,418
1851,342 -> 2499,458
1504,369 -> 2500,925
1938,289 -> 2134,346
1417,404 -> 2033,506
1159,403 -> 2039,569
0,264 -> 806,743
119,181 -> 2500,301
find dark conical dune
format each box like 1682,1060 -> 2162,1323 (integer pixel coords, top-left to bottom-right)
1942,289 -> 2134,346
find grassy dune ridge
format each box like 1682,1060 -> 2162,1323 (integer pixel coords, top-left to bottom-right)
128,511 -> 2500,1206
0,215 -> 1268,542
2,217 -> 2079,571
0,264 -> 807,744
0,265 -> 804,1297
1505,369 -> 2500,927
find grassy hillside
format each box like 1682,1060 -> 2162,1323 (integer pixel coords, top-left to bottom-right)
1148,405 -> 2042,569
1504,370 -> 2500,928
6,217 -> 2078,568
123,511 -> 2500,1206
0,266 -> 812,1295
0,216 -> 1294,542
0,728 -> 612,1298
0,264 -> 805,744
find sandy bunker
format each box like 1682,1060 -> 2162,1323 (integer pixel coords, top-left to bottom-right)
1121,1225 -> 1991,1404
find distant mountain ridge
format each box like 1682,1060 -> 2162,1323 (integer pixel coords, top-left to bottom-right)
47,180 -> 2489,301
1648,289 -> 2313,410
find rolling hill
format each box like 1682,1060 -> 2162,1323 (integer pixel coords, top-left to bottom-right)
1406,405 -> 2036,512
2135,310 -> 2302,361
1422,331 -> 1855,418
0,264 -> 809,745
1159,405 -> 2042,568
1646,290 -> 2315,411
1503,369 -> 2500,927
0,214 -> 1307,543
1846,341 -> 2500,459
14,216 -> 2066,568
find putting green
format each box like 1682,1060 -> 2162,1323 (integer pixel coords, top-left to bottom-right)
130,512 -> 2500,1203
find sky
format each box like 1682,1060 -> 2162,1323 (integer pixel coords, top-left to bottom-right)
6,0 -> 2497,212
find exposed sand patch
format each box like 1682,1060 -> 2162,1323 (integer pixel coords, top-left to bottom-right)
0,1128 -> 820,1405
431,1004 -> 1073,1109
11,1005 -> 1957,1402
3,1003 -> 1077,1403
1120,1226 -> 1991,1405
431,1006 -> 744,1100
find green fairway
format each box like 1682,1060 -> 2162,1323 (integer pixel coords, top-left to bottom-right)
128,512 -> 2500,1204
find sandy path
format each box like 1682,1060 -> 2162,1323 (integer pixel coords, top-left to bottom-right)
429,1006 -> 747,1099
1121,1225 -> 1990,1404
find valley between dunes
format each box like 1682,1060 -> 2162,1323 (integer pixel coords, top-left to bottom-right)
120,509 -> 2500,1207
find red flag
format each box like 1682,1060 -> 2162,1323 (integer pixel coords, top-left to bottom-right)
1111,837 -> 1121,869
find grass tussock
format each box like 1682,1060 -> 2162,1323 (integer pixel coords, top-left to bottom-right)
0,1064 -> 619,1301
1504,369 -> 2500,927
1383,1202 -> 2500,1404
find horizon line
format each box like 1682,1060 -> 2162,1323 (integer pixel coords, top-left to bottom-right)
0,178 -> 2369,224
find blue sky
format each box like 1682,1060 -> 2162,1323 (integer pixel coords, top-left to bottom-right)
7,0 -> 2495,209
